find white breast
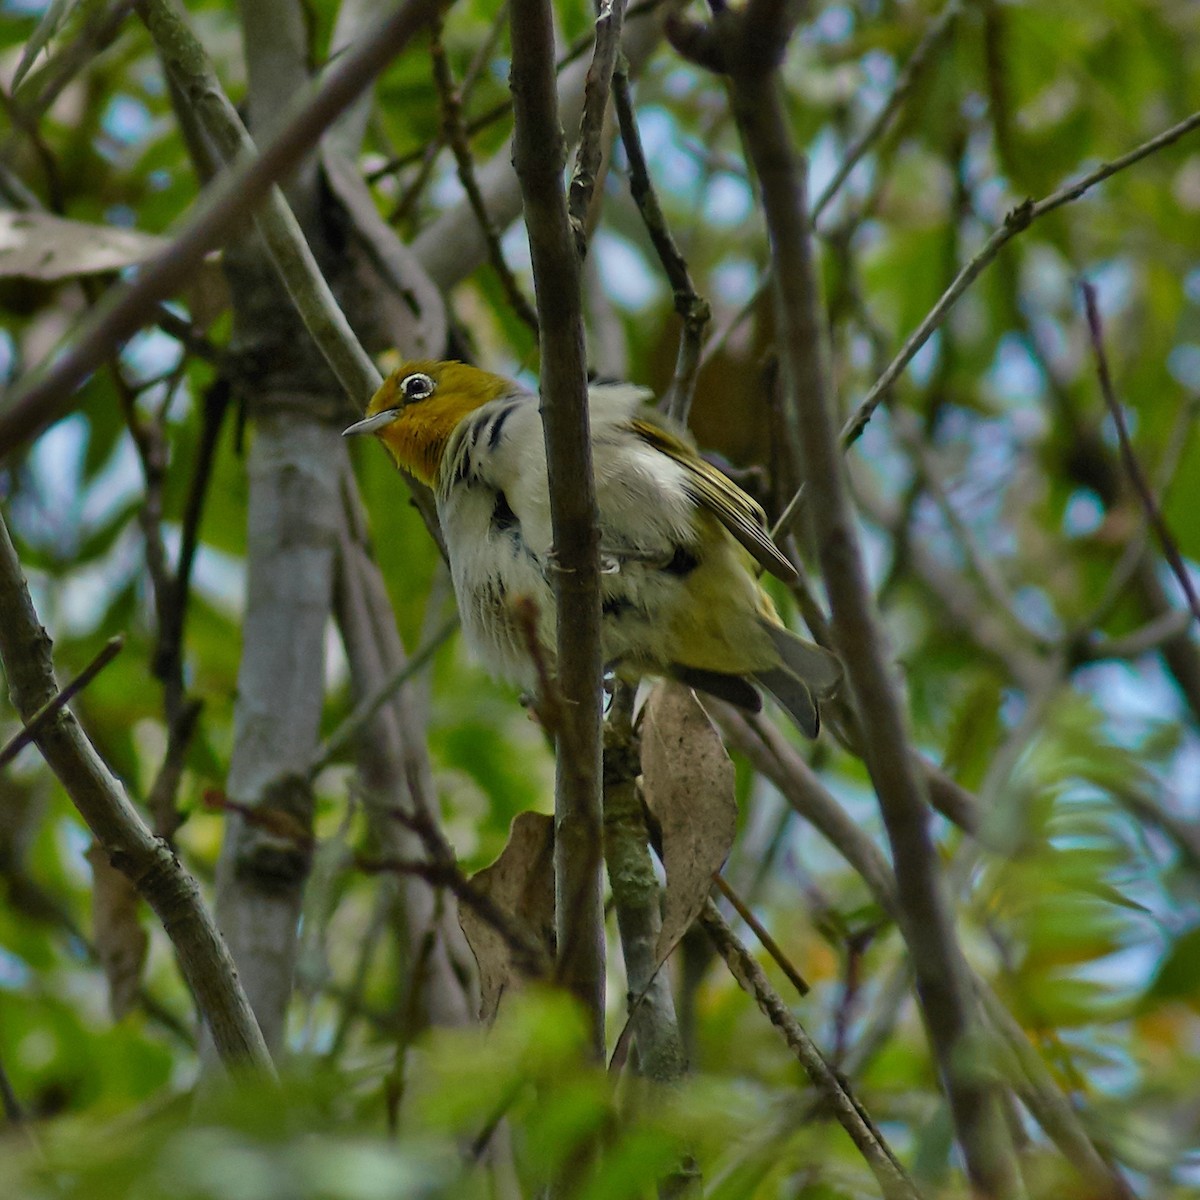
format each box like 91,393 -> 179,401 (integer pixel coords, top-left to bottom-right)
437,384 -> 702,685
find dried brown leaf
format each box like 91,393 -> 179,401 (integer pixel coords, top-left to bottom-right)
0,212 -> 166,281
641,682 -> 737,961
86,842 -> 148,1021
458,811 -> 555,1022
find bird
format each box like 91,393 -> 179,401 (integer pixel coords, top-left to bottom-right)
343,360 -> 841,735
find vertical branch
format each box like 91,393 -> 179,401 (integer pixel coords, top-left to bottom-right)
673,4 -> 1021,1195
509,0 -> 607,1058
429,17 -> 539,332
1082,283 -> 1200,628
603,687 -> 688,1085
603,685 -> 698,1197
611,67 -> 710,423
567,0 -> 628,254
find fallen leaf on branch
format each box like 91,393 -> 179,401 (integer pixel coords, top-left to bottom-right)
641,681 -> 737,962
458,810 -> 555,1022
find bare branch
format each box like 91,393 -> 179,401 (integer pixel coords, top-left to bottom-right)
1082,282 -> 1200,629
721,21 -> 1021,1190
309,616 -> 457,777
712,872 -> 808,996
0,513 -> 273,1074
430,16 -> 538,333
413,2 -> 668,291
811,0 -> 963,223
611,66 -> 711,423
567,0 -> 629,255
700,900 -> 922,1200
842,108 -> 1200,448
0,635 -> 124,769
510,0 -> 607,1057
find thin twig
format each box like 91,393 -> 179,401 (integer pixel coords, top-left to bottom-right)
700,900 -> 922,1200
811,0 -> 963,223
712,5 -> 1021,1187
358,850 -> 549,978
1074,611 -> 1194,664
1082,282 -> 1200,629
612,65 -> 710,423
368,0 -> 664,185
841,107 -> 1200,449
712,871 -> 809,996
430,16 -> 538,332
0,513 -> 273,1073
309,615 -> 458,776
510,0 -> 607,1058
0,635 -> 124,769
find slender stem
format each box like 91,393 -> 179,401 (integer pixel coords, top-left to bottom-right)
611,66 -> 711,423
0,635 -> 124,768
567,0 -> 629,254
310,616 -> 457,777
811,0 -> 963,222
430,16 -> 538,332
841,108 -> 1200,449
1082,282 -> 1200,628
510,0 -> 607,1059
701,900 -> 922,1200
718,8 -> 1021,1189
712,872 -> 808,996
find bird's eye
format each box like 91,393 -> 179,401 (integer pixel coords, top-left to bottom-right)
402,372 -> 435,403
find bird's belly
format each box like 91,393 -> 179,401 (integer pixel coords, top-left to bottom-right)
443,498 -> 553,684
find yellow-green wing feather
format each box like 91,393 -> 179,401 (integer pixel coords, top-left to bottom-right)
630,418 -> 798,583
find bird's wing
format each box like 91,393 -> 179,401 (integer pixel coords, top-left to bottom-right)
628,418 -> 798,583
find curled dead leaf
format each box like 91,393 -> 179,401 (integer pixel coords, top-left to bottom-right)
458,811 -> 555,1022
641,681 -> 737,962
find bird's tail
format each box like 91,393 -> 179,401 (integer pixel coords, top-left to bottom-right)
752,622 -> 843,737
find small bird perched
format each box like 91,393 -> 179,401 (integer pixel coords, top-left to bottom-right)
344,360 -> 841,735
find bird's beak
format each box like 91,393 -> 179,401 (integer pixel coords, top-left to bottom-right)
342,409 -> 400,437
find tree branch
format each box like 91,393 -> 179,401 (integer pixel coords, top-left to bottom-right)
567,0 -> 628,255
413,1 -> 668,291
1082,282 -> 1200,629
510,0 -> 606,1059
429,16 -> 538,333
0,634 -> 123,769
716,12 -> 1021,1191
842,108 -> 1200,449
810,0 -> 963,223
0,512 -> 273,1074
700,900 -> 922,1200
0,0 -> 445,457
611,65 -> 710,423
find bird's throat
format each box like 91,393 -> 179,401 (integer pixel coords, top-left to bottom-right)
376,394 -> 478,487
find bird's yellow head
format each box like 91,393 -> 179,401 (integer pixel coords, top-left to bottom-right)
343,360 -> 514,485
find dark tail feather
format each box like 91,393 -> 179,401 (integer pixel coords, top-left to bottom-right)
760,622 -> 842,698
752,667 -> 819,737
672,665 -> 763,713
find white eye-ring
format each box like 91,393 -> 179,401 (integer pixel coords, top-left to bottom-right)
402,372 -> 435,402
